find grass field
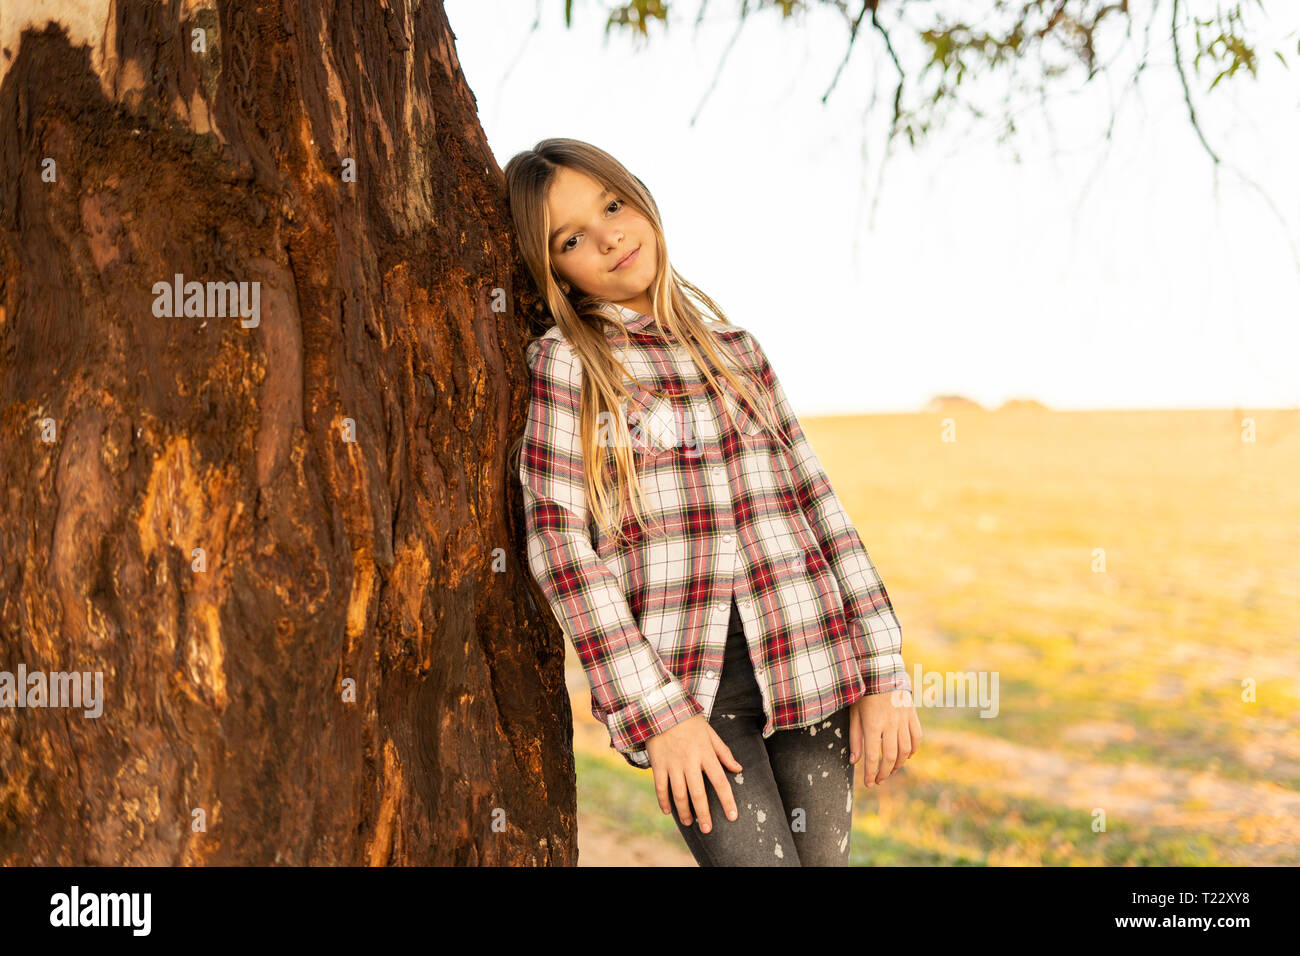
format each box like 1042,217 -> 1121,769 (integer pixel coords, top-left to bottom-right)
568,406 -> 1300,866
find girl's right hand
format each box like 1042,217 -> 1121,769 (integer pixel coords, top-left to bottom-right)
645,715 -> 742,833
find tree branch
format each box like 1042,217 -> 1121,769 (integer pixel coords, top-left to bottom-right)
1170,0 -> 1221,165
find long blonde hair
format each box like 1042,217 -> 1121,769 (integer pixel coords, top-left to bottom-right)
505,138 -> 793,548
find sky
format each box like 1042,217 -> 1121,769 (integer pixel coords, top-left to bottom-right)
446,0 -> 1300,414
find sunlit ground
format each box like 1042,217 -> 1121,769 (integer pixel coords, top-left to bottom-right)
569,407 -> 1300,866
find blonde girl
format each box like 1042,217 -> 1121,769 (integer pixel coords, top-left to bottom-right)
506,138 -> 920,866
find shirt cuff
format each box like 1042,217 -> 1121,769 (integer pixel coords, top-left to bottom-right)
858,650 -> 911,697
605,678 -> 703,768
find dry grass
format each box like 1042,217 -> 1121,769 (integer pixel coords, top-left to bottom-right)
567,407 -> 1300,865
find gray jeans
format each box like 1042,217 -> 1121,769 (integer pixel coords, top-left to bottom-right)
670,597 -> 855,866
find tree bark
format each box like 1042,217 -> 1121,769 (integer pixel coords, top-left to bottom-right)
0,0 -> 574,865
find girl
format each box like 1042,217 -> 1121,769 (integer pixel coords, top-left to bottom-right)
505,138 -> 921,866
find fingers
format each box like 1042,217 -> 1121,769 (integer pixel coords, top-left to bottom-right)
876,726 -> 901,785
882,700 -> 921,780
862,720 -> 883,789
671,767 -> 693,826
887,703 -> 922,778
659,721 -> 745,831
653,764 -> 672,815
702,756 -> 739,824
874,702 -> 923,786
892,722 -> 913,776
706,732 -> 741,821
856,694 -> 924,788
686,767 -> 712,833
712,732 -> 743,773
668,729 -> 742,832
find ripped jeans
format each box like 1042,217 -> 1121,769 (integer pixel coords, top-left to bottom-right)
669,597 -> 856,866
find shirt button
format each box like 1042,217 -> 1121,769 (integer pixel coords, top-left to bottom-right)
722,534 -> 733,543
716,603 -> 727,614
705,670 -> 716,680
712,466 -> 723,477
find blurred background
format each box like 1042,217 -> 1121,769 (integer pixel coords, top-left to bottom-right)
450,0 -> 1300,864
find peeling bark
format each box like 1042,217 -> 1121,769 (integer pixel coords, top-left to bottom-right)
0,0 -> 573,865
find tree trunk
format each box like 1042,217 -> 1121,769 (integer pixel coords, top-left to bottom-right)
0,0 -> 574,865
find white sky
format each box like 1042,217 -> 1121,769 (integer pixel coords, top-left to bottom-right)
447,0 -> 1300,414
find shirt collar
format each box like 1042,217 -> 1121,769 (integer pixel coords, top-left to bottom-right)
596,301 -> 658,335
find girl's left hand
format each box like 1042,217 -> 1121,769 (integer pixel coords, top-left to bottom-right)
849,687 -> 921,788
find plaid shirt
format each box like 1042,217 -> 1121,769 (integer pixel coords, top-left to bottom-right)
520,302 -> 911,769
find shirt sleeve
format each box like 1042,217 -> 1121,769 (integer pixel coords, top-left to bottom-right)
744,331 -> 912,698
520,335 -> 703,766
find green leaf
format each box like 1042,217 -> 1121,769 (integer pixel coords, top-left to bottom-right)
1276,50 -> 1288,69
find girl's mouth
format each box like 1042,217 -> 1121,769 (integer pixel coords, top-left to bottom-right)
613,246 -> 640,271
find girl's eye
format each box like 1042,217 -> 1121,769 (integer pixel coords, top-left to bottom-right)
560,199 -> 624,253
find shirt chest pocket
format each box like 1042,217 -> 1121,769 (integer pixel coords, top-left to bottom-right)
622,383 -> 681,455
720,381 -> 771,439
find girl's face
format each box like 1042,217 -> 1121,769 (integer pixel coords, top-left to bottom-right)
545,165 -> 658,315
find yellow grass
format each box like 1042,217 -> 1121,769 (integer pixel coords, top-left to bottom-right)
567,407 -> 1300,865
